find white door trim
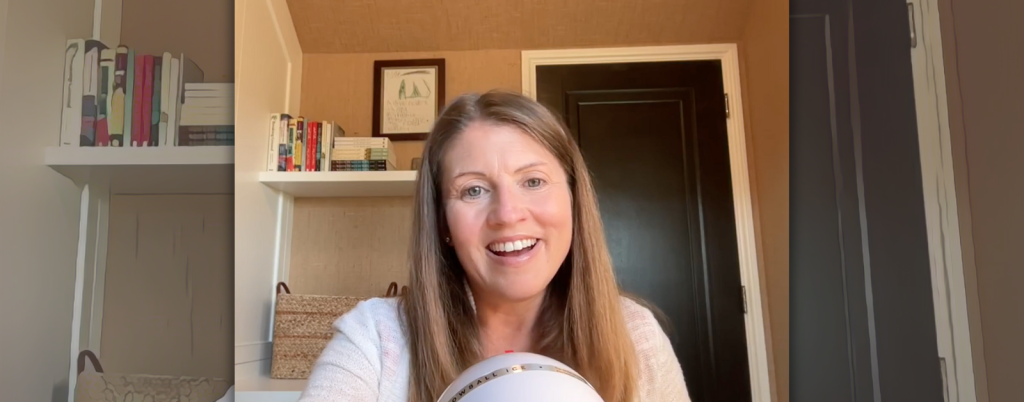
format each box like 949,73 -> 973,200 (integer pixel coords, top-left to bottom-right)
906,1 -> 977,401
522,44 -> 772,402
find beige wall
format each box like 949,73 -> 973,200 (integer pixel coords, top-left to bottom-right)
101,195 -> 234,380
739,0 -> 789,400
0,0 -> 93,400
120,0 -> 233,82
300,50 -> 522,171
938,0 -> 1024,401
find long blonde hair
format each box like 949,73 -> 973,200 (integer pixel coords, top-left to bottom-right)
400,90 -> 639,402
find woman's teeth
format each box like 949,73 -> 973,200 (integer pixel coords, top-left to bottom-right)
488,238 -> 537,253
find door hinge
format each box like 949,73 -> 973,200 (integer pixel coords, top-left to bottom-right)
724,93 -> 731,118
741,285 -> 748,314
908,2 -> 918,48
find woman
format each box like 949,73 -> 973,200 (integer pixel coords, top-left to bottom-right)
300,90 -> 690,402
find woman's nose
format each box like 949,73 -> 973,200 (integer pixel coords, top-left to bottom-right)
487,183 -> 527,227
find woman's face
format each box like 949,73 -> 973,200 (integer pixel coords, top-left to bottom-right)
442,121 -> 573,303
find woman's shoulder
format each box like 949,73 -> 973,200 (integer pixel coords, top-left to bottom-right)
330,296 -> 406,346
618,295 -> 669,350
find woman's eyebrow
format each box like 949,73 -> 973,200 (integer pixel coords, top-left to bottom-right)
451,161 -> 547,181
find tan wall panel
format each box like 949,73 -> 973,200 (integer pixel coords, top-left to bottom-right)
300,50 -> 522,169
101,195 -> 233,380
120,0 -> 233,82
287,197 -> 414,297
286,0 -> 752,53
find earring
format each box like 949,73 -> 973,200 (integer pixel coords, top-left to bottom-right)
445,236 -> 451,244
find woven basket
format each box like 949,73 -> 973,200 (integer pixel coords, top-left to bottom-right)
270,282 -> 405,379
74,350 -> 231,402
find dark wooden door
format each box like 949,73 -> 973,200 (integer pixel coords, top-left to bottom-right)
791,0 -> 945,400
536,61 -> 751,402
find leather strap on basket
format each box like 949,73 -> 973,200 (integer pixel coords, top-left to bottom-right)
401,285 -> 409,295
276,282 -> 291,295
77,350 -> 103,375
385,282 -> 399,297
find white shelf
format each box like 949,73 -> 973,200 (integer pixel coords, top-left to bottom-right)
45,146 -> 233,194
235,376 -> 306,402
259,171 -> 418,197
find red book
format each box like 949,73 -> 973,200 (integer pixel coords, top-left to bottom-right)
131,55 -> 145,146
141,55 -> 154,146
306,122 -> 318,171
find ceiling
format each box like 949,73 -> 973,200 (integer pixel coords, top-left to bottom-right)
286,0 -> 754,53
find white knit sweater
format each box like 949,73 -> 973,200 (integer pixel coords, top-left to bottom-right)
298,296 -> 691,402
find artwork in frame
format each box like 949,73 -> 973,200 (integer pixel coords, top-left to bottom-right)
372,59 -> 446,141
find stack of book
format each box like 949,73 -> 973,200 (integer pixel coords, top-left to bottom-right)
331,137 -> 398,171
266,114 -> 340,172
178,83 -> 234,146
59,38 -> 223,147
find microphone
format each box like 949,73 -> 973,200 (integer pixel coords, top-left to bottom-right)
437,352 -> 605,402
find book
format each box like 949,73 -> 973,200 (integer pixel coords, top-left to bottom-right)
150,56 -> 162,145
123,48 -> 135,146
159,52 -> 172,146
111,46 -> 128,147
132,54 -> 145,146
167,58 -> 180,146
287,119 -> 297,171
96,48 -> 115,146
141,55 -> 153,146
80,40 -> 107,146
295,117 -> 304,171
60,39 -> 85,147
267,114 -> 281,171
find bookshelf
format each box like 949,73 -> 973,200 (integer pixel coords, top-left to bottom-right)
46,146 -> 233,194
258,171 -> 417,197
55,1 -> 237,401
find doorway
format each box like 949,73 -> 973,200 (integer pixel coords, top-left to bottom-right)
523,45 -> 770,402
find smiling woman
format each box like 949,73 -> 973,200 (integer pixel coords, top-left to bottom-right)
298,90 -> 690,402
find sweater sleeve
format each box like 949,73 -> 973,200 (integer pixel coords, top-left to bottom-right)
625,299 -> 692,402
298,300 -> 383,402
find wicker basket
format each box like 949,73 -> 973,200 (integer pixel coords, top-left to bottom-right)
269,282 -> 404,379
74,350 -> 231,402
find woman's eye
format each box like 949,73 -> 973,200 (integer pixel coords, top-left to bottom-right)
525,178 -> 544,188
464,186 -> 484,198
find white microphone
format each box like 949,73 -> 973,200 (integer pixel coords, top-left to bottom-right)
437,352 -> 605,402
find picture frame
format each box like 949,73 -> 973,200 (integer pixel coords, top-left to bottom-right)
372,59 -> 446,141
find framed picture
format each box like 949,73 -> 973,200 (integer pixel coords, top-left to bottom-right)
372,59 -> 446,141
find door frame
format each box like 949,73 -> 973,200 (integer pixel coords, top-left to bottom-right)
906,0 -> 979,401
522,44 -> 771,402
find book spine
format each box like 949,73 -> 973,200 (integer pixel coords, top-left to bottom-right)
159,52 -> 171,145
60,39 -> 85,147
287,120 -> 296,171
320,121 -> 330,172
124,49 -> 135,146
295,117 -> 305,171
307,122 -> 318,172
96,48 -> 115,146
150,56 -> 162,146
267,114 -> 281,171
111,46 -> 128,147
168,57 -> 180,146
141,55 -> 153,146
131,54 -> 144,146
280,115 -> 290,171
80,41 -> 101,146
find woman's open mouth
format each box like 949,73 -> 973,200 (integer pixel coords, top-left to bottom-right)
486,238 -> 538,258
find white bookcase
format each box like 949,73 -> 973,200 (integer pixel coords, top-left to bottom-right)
55,1 -> 235,400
